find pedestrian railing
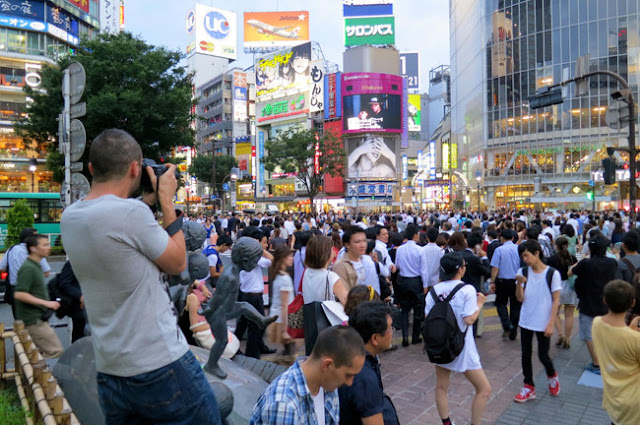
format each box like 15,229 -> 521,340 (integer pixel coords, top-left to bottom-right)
0,321 -> 80,425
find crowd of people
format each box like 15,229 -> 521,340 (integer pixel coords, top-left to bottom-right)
3,129 -> 638,425
183,207 -> 640,425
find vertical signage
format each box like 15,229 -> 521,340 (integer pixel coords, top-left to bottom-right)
442,143 -> 450,171
258,132 -> 265,194
401,77 -> 408,147
324,72 -> 342,119
100,0 -> 120,34
416,150 -> 423,185
402,155 -> 408,181
310,60 -> 324,113
429,141 -> 436,180
451,143 -> 458,169
233,72 -> 247,121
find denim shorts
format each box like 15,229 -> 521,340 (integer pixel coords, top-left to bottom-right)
96,350 -> 221,425
579,313 -> 594,341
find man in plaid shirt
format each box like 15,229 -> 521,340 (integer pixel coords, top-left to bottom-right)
250,326 -> 366,425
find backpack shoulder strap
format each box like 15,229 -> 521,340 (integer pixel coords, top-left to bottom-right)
622,257 -> 637,275
429,286 -> 439,303
545,267 -> 556,292
444,283 -> 467,303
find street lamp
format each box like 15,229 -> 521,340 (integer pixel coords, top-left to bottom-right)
476,175 -> 481,214
29,158 -> 37,193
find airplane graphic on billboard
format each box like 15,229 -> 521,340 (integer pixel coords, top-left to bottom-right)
246,19 -> 301,39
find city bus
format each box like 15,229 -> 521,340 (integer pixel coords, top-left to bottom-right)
0,192 -> 62,250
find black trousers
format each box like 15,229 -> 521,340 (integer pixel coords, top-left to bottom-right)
521,328 -> 555,386
234,292 -> 266,359
495,278 -> 521,332
70,308 -> 87,343
4,284 -> 16,319
396,276 -> 424,340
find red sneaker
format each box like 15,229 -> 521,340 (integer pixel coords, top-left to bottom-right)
548,372 -> 560,397
514,384 -> 536,403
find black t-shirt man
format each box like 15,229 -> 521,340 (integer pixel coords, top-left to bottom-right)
573,256 -> 620,317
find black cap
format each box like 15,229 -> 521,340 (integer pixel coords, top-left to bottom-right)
439,252 -> 465,281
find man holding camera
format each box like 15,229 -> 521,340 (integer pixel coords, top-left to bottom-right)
61,129 -> 221,424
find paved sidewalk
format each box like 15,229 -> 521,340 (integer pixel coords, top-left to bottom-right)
378,307 -> 609,425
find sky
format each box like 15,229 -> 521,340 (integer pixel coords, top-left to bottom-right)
124,0 -> 450,93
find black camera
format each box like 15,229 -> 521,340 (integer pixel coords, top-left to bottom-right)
140,158 -> 180,192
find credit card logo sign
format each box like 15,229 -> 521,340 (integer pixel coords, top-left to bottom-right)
204,11 -> 230,39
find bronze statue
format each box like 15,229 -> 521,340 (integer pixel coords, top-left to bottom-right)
201,237 -> 278,378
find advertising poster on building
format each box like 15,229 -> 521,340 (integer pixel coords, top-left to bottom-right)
100,0 -> 120,34
243,11 -> 309,50
323,119 -> 344,194
490,12 -> 513,78
46,3 -> 78,37
343,1 -> 393,18
233,71 -> 247,121
408,94 -> 421,132
1,0 -> 45,20
255,41 -> 312,101
324,72 -> 342,120
66,0 -> 89,13
257,92 -> 309,123
345,16 -> 395,46
342,72 -> 402,134
191,4 -> 237,60
346,135 -> 398,180
309,60 -> 324,113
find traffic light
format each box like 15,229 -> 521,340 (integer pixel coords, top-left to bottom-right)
602,157 -> 616,184
529,88 -> 564,109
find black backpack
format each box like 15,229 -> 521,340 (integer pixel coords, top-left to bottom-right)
421,283 -> 468,364
47,274 -> 72,319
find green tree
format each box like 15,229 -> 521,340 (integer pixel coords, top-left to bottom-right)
6,199 -> 34,247
16,32 -> 196,182
188,154 -> 238,199
262,127 -> 345,206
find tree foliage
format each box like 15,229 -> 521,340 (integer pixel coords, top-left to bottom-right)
262,127 -> 345,204
6,199 -> 34,247
16,32 -> 196,182
188,154 -> 238,198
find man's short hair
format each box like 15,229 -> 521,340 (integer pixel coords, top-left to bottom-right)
518,239 -> 542,259
603,280 -> 635,313
90,129 -> 142,183
217,234 -> 233,248
499,229 -> 514,241
622,231 -> 640,253
588,235 -> 609,257
19,227 -> 37,243
342,227 -> 365,245
25,234 -> 47,254
404,224 -> 419,241
310,325 -> 365,368
349,301 -> 393,344
427,227 -> 439,243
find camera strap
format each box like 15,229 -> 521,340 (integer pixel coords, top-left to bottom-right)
165,213 -> 183,237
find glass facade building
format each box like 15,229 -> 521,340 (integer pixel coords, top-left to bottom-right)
450,0 -> 640,208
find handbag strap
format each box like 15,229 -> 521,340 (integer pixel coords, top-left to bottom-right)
298,267 -> 306,293
324,271 -> 333,301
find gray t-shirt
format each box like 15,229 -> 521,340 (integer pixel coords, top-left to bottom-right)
618,254 -> 640,284
61,195 -> 187,376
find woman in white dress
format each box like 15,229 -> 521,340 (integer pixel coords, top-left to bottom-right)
425,252 -> 491,425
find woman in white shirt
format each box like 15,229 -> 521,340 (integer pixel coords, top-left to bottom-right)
425,252 -> 490,425
302,235 -> 348,304
267,245 -> 296,357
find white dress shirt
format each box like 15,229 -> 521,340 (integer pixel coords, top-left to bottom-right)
396,240 -> 429,287
239,257 -> 272,293
374,239 -> 394,269
422,242 -> 444,287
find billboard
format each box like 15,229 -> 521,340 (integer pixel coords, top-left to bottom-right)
191,4 -> 237,60
1,0 -> 45,20
324,72 -> 342,120
343,2 -> 393,17
346,135 -> 398,180
0,1 -> 79,45
323,119 -> 344,194
66,0 -> 89,13
408,94 -> 421,132
399,52 -> 420,90
243,11 -> 309,50
255,42 -> 312,101
345,16 -> 395,46
233,71 -> 247,122
341,72 -> 403,133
